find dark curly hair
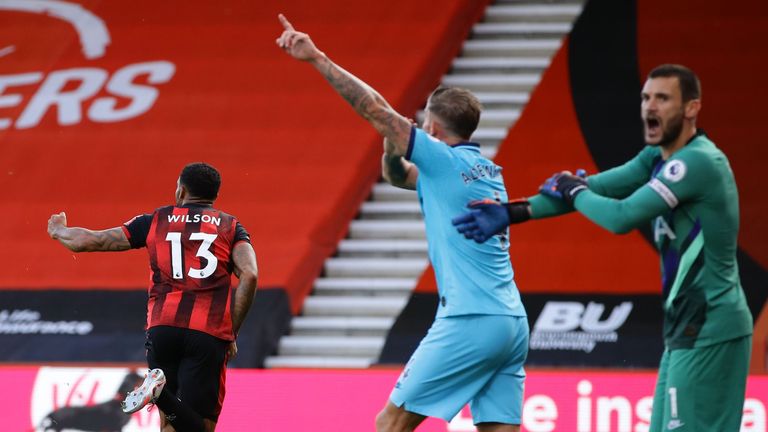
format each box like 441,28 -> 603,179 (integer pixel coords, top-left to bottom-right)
179,162 -> 221,200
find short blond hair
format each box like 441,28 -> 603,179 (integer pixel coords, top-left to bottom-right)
427,87 -> 482,140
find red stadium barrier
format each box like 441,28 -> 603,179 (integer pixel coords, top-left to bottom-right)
2,366 -> 766,431
0,0 -> 488,315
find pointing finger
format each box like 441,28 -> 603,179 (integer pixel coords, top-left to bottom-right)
278,14 -> 295,31
287,32 -> 304,49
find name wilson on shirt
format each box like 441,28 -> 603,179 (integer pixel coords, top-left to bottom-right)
167,214 -> 222,226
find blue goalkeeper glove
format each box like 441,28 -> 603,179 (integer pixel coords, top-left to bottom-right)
538,169 -> 588,206
451,198 -> 530,243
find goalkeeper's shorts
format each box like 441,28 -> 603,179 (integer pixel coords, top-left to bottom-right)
649,335 -> 751,432
389,314 -> 528,424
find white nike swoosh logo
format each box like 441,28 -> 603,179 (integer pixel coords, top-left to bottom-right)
667,421 -> 685,430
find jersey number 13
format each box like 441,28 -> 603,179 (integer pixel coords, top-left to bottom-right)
165,232 -> 218,279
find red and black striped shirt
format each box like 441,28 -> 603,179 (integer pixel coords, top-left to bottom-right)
122,204 -> 250,341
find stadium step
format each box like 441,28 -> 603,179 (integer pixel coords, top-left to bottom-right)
324,257 -> 427,278
480,109 -> 522,128
370,183 -> 418,202
473,127 -> 509,143
496,0 -> 583,4
359,201 -> 423,219
472,22 -> 574,38
290,316 -> 395,336
483,4 -> 583,22
461,39 -> 562,57
348,220 -> 425,240
266,0 -> 583,370
452,57 -> 549,73
474,91 -> 530,109
417,108 -> 521,129
442,73 -> 541,92
277,336 -> 385,357
301,296 -> 409,317
313,277 -> 416,297
337,239 -> 428,258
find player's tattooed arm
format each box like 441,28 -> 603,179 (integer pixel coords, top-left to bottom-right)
382,137 -> 417,190
231,242 -> 258,336
314,57 -> 412,152
276,14 -> 412,155
47,212 -> 130,252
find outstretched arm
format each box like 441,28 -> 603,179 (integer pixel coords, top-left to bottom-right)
47,212 -> 130,252
276,14 -> 413,156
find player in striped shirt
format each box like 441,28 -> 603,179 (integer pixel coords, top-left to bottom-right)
48,162 -> 258,432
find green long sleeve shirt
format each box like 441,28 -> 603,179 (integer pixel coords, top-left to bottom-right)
529,132 -> 752,349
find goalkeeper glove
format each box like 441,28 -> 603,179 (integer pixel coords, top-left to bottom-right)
538,169 -> 588,206
451,198 -> 530,243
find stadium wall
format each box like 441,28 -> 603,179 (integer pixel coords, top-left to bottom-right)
3,367 -> 767,431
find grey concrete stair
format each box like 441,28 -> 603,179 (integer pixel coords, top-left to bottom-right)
337,239 -> 428,258
479,109 -> 522,127
324,257 -> 427,278
348,220 -> 425,240
473,127 -> 509,144
475,91 -> 530,109
370,183 -> 418,202
452,57 -> 550,72
461,39 -> 562,57
277,335 -> 385,357
313,278 -> 417,297
472,22 -> 574,38
442,73 -> 540,92
360,201 -> 422,219
484,4 -> 582,22
291,316 -> 395,336
302,296 -> 409,317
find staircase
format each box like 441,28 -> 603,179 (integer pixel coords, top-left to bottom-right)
265,0 -> 583,369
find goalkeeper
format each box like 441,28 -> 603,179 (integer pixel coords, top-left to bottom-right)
452,64 -> 752,432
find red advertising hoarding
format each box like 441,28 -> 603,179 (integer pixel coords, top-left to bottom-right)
2,367 -> 765,431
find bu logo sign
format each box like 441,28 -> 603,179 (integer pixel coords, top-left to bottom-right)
530,302 -> 634,353
0,0 -> 175,129
534,301 -> 633,332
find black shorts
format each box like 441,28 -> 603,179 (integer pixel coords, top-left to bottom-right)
145,326 -> 229,421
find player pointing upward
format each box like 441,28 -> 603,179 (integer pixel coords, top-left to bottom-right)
277,14 -> 529,432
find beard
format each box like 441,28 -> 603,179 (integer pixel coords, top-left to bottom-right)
646,110 -> 684,147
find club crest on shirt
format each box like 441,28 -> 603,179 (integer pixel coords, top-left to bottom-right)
663,160 -> 687,183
